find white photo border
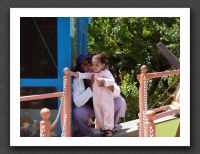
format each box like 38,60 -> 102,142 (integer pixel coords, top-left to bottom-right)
10,8 -> 190,146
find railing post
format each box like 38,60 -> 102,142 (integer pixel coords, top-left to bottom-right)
138,65 -> 148,137
40,108 -> 51,137
62,68 -> 71,137
146,110 -> 156,137
95,119 -> 101,128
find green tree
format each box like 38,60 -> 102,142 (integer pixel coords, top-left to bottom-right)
88,17 -> 180,121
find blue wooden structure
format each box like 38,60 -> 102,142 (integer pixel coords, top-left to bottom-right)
20,17 -> 92,136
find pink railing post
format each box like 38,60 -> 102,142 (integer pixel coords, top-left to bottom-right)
137,65 -> 148,137
40,108 -> 51,137
146,110 -> 156,137
61,68 -> 71,137
136,66 -> 180,137
95,119 -> 101,128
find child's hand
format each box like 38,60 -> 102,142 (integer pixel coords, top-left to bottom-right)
96,78 -> 105,87
108,85 -> 114,92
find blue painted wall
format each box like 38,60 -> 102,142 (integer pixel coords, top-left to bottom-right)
57,17 -> 71,136
20,17 -> 90,136
77,17 -> 90,56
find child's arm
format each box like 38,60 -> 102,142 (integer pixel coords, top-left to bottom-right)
97,70 -> 115,87
96,78 -> 115,87
63,67 -> 93,79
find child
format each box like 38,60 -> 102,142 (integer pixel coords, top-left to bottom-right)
65,52 -> 119,137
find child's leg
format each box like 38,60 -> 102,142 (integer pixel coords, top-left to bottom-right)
93,103 -> 104,129
101,88 -> 114,130
93,74 -> 114,131
93,81 -> 104,129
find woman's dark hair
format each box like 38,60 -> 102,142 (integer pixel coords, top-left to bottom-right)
73,55 -> 92,72
92,52 -> 108,66
73,64 -> 80,72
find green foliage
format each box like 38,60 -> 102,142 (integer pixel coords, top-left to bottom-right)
88,17 -> 180,121
148,75 -> 179,109
88,17 -> 180,70
120,73 -> 139,120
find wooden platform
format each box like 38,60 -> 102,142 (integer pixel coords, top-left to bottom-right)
113,119 -> 139,137
91,119 -> 139,137
91,115 -> 179,137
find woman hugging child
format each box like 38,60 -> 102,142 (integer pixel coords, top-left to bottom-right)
65,52 -> 120,137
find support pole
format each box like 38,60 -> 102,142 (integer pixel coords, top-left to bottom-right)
138,65 -> 148,137
146,110 -> 156,137
40,108 -> 51,137
61,69 -> 71,137
95,119 -> 101,128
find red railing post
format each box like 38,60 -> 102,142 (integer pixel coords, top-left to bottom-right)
61,68 -> 71,137
40,108 -> 51,137
138,65 -> 148,137
146,110 -> 156,137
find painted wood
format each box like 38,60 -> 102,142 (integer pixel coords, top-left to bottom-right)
154,109 -> 179,120
20,79 -> 60,87
145,70 -> 180,79
20,92 -> 63,102
151,105 -> 170,113
146,110 -> 156,137
138,66 -> 149,137
77,17 -> 89,55
157,42 -> 180,69
57,17 -> 72,136
60,75 -> 71,137
40,108 -> 51,137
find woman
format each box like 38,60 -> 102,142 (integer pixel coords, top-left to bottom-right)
72,54 -> 126,136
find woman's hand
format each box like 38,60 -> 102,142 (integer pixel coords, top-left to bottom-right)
63,67 -> 71,76
63,67 -> 79,78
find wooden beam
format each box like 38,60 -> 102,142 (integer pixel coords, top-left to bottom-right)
20,92 -> 63,102
151,105 -> 170,113
154,109 -> 179,120
145,70 -> 180,79
157,42 -> 180,69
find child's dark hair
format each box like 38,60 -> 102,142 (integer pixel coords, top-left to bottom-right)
92,52 -> 108,66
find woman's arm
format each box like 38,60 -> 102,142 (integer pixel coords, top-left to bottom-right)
113,84 -> 120,97
72,79 -> 93,107
64,67 -> 79,78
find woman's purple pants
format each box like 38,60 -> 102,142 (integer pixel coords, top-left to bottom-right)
73,96 -> 126,136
